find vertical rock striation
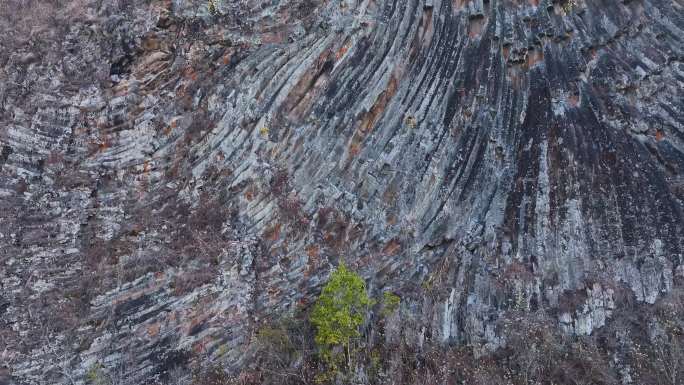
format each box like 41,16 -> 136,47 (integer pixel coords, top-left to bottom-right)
0,0 -> 682,383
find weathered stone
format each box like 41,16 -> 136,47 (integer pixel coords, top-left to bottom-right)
1,0 -> 682,384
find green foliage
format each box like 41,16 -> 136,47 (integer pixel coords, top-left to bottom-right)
314,366 -> 339,384
309,263 -> 372,366
256,324 -> 295,355
207,0 -> 219,15
381,292 -> 401,317
86,363 -> 110,385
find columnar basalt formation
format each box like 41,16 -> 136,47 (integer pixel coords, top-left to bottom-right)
1,0 -> 682,384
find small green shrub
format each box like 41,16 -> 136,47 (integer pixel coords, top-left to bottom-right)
309,263 -> 372,372
207,0 -> 219,15
381,292 -> 401,317
251,315 -> 317,384
256,324 -> 296,356
86,363 -> 110,385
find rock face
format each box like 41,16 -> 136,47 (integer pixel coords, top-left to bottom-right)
1,0 -> 682,384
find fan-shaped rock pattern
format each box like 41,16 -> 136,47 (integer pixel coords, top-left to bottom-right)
1,0 -> 682,383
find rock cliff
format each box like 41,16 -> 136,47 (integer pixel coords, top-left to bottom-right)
1,0 -> 682,384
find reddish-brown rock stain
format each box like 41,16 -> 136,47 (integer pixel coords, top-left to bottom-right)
527,48 -> 544,67
359,75 -> 398,134
335,39 -> 352,61
147,322 -> 161,337
382,239 -> 402,256
263,223 -> 281,241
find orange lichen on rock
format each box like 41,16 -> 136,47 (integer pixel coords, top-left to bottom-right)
282,50 -> 334,122
348,141 -> 361,157
359,75 -> 399,134
335,39 -> 352,61
147,322 -> 161,337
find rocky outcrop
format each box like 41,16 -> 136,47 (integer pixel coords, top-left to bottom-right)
1,0 -> 682,384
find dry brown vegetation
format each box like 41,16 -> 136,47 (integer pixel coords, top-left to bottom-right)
185,288 -> 684,385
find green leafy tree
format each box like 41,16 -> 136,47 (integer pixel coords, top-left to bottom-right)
309,263 -> 372,372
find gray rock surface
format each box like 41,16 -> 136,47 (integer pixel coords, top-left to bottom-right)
1,0 -> 682,383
